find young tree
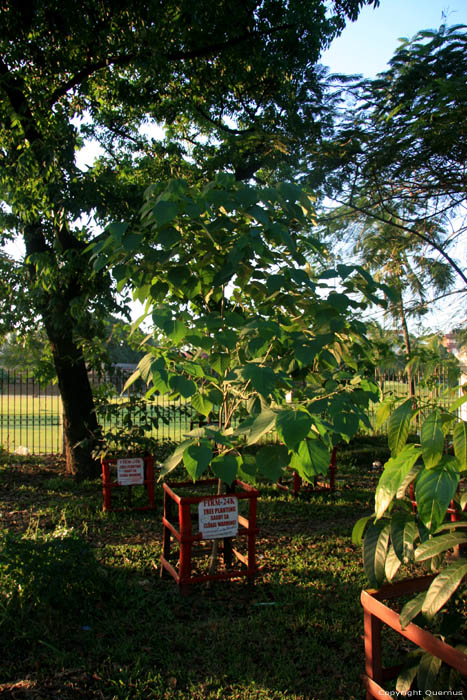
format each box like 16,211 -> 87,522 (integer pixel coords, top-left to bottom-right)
0,0 -> 379,477
92,177 -> 387,487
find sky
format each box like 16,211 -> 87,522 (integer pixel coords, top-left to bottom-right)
322,0 -> 467,76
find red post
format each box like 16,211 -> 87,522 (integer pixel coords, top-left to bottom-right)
178,502 -> 193,585
102,460 -> 111,511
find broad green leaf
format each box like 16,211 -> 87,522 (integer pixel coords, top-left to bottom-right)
256,445 -> 289,481
421,412 -> 444,469
399,591 -> 426,629
240,364 -> 276,397
239,453 -> 258,480
375,400 -> 393,430
384,544 -> 402,582
163,319 -> 187,343
415,532 -> 467,561
152,200 -> 178,227
396,663 -> 419,694
211,353 -> 231,375
191,393 -> 214,417
391,511 -> 418,563
422,560 -> 467,619
211,452 -> 239,486
183,442 -> 213,482
417,652 -> 442,694
240,409 -> 276,446
375,444 -> 421,518
388,399 -> 413,457
396,460 -> 423,498
289,438 -> 329,480
151,368 -> 170,394
453,421 -> 467,470
450,394 -> 467,412
160,439 -> 194,477
276,409 -> 312,449
122,367 -> 141,394
415,461 -> 460,531
168,375 -> 196,398
352,515 -> 373,545
363,520 -> 390,587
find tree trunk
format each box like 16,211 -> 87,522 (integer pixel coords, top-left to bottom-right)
45,320 -> 101,480
398,299 -> 416,400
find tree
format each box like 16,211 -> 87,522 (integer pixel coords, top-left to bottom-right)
313,24 -> 467,315
0,0 -> 379,478
321,208 -> 456,395
92,177 -> 387,490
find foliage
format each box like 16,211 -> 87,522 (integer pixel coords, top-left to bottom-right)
92,391 -> 184,459
91,176 -> 389,485
0,0 -> 380,478
315,24 -> 467,323
354,390 -> 467,693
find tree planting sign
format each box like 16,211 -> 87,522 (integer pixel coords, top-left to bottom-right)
117,458 -> 145,486
198,496 -> 239,539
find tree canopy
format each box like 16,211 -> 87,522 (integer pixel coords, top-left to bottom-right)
313,23 -> 467,323
0,0 -> 379,477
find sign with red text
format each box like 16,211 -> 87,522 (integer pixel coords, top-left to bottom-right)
117,458 -> 144,486
198,495 -> 239,539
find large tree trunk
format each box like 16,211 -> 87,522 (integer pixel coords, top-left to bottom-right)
45,320 -> 101,480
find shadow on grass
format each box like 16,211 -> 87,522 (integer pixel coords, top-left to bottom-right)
0,523 -> 370,700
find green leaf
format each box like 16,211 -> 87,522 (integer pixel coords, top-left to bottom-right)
256,445 -> 289,481
388,399 -> 413,457
363,520 -> 390,587
164,319 -> 188,343
289,438 -> 329,480
375,444 -> 421,518
191,393 -> 214,418
352,515 -> 373,545
391,511 -> 418,563
399,591 -> 426,629
240,364 -> 277,397
183,442 -> 213,482
421,412 -> 444,469
385,544 -> 402,582
275,409 -> 312,449
453,421 -> 467,470
211,453 -> 239,486
152,200 -> 178,227
415,532 -> 467,562
168,375 -> 196,398
415,461 -> 460,532
237,409 -> 276,446
375,400 -> 393,430
160,439 -> 195,477
396,662 -> 419,694
417,652 -> 442,694
422,560 -> 467,619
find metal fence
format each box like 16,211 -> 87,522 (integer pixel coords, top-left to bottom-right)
0,365 -> 464,455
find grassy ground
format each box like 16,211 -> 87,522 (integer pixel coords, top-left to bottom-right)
0,439 -> 406,700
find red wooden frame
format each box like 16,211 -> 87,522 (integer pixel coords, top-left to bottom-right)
361,576 -> 467,699
160,478 -> 259,591
101,455 -> 156,512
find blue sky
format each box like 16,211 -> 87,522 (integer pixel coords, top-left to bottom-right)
322,0 -> 467,76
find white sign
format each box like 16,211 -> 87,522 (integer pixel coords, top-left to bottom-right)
117,458 -> 144,486
198,495 -> 239,540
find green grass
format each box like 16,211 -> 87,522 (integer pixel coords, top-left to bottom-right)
0,443 -> 396,700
